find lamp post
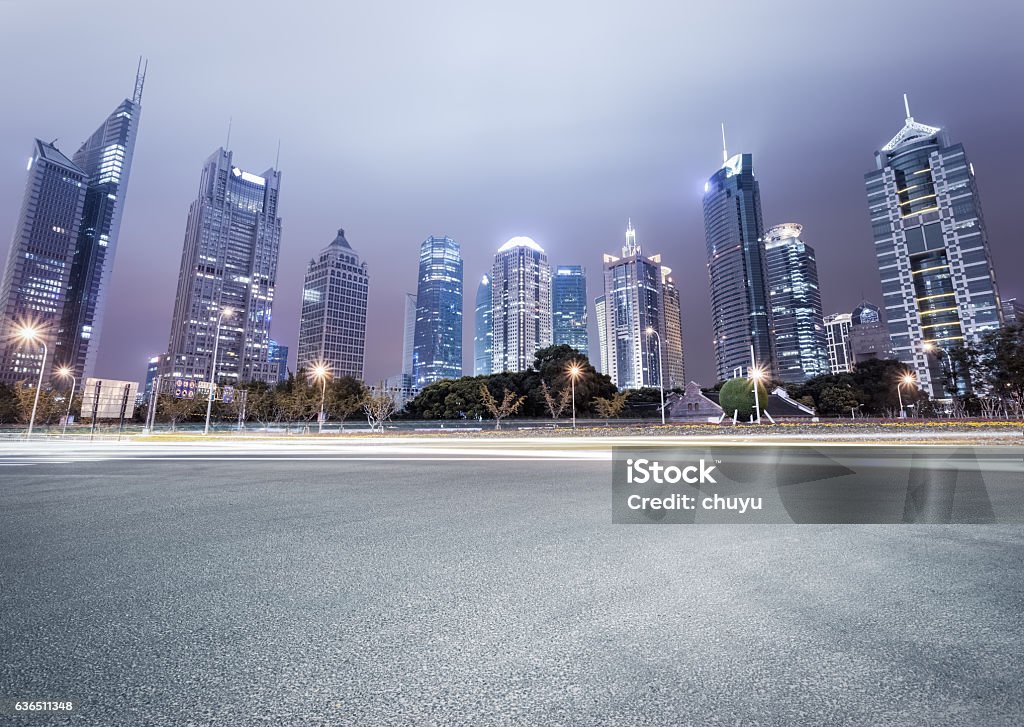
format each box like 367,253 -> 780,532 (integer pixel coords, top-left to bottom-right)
55,365 -> 76,437
748,344 -> 764,425
897,371 -> 917,419
17,326 -> 47,438
566,362 -> 582,429
645,327 -> 665,425
204,307 -> 233,436
311,363 -> 330,434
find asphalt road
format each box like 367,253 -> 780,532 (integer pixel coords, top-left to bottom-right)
2,453 -> 1023,725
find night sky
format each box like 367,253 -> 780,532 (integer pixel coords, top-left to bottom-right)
0,1 -> 1021,386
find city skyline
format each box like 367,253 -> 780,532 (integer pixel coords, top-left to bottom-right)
0,2 -> 1021,388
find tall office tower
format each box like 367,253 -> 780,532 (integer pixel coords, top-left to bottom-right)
162,148 -> 281,384
763,223 -> 829,383
661,271 -> 686,388
412,235 -> 463,386
703,139 -> 774,382
143,354 -> 161,402
866,96 -> 1003,397
56,64 -> 146,382
490,236 -> 551,373
401,292 -> 416,377
268,339 -> 289,382
848,300 -> 894,364
473,275 -> 492,376
1002,297 -> 1022,325
599,222 -> 664,390
552,265 -> 589,358
594,295 -> 608,374
297,229 -> 369,379
0,141 -> 88,385
824,313 -> 853,374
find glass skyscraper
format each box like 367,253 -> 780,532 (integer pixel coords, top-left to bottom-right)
297,229 -> 369,380
866,97 -> 1002,397
412,236 -> 463,386
161,148 -> 281,384
703,152 -> 774,382
552,265 -> 589,358
474,275 -> 492,376
402,292 -> 416,377
268,340 -> 289,382
661,271 -> 686,389
764,223 -> 829,383
491,237 -> 551,373
0,65 -> 144,386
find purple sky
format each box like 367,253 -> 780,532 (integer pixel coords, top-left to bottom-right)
1,1 -> 1021,386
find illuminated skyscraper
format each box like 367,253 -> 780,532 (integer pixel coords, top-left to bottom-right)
162,148 -> 282,384
594,294 -> 608,374
824,313 -> 853,374
297,229 -> 368,380
866,96 -> 1002,396
412,235 -> 463,386
703,136 -> 774,381
268,339 -> 289,382
474,275 -> 492,376
661,271 -> 686,389
491,237 -> 551,373
552,265 -> 589,358
764,223 -> 829,383
402,292 -> 416,377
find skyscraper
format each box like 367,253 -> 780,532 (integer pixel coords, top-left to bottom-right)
661,271 -> 686,389
0,65 -> 144,386
848,300 -> 894,364
0,142 -> 88,385
491,236 -> 551,373
297,229 -> 369,379
552,265 -> 589,358
764,223 -> 829,383
474,275 -> 492,376
412,236 -> 463,386
866,96 -> 1002,397
162,148 -> 281,384
594,295 -> 608,374
268,339 -> 289,382
824,313 -> 853,374
599,222 -> 664,390
402,292 -> 416,377
56,64 -> 146,382
1003,297 -> 1023,325
703,141 -> 774,381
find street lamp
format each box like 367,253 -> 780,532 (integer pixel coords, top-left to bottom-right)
16,326 -> 47,438
645,327 -> 665,425
55,365 -> 76,437
311,362 -> 331,434
897,371 -> 917,418
748,363 -> 767,425
566,361 -> 583,429
203,307 -> 233,436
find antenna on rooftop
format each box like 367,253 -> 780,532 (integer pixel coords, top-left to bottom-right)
133,56 -> 148,105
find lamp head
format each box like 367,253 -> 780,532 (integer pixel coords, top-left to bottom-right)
566,361 -> 583,380
749,364 -> 766,382
901,372 -> 917,386
16,325 -> 40,342
645,326 -> 655,336
56,366 -> 72,378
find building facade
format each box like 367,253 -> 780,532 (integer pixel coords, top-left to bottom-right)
848,300 -> 894,364
552,265 -> 589,358
661,271 -> 686,389
865,98 -> 1002,397
402,292 -> 416,377
490,237 -> 551,373
703,151 -> 775,382
161,148 -> 281,384
764,223 -> 829,383
1001,297 -> 1022,325
473,275 -> 492,376
594,295 -> 608,374
824,313 -> 853,374
268,339 -> 289,382
297,229 -> 369,380
412,235 -> 463,386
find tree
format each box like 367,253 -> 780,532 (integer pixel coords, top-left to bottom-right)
155,393 -> 200,430
953,325 -> 1024,418
364,387 -> 398,432
817,385 -> 861,418
593,391 -> 628,420
14,382 -> 63,426
479,385 -> 525,430
719,377 -> 768,421
326,376 -> 367,430
540,380 -> 572,420
239,381 -> 277,429
0,383 -> 20,423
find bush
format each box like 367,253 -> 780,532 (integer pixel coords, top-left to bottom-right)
719,377 -> 768,421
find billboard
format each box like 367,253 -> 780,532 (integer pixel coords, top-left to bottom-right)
82,378 -> 140,420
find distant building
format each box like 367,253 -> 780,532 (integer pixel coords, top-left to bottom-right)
703,145 -> 774,381
412,236 -> 463,386
594,295 -> 608,374
866,96 -> 1002,397
161,148 -> 281,384
764,223 -> 830,383
824,313 -> 853,374
268,340 -> 288,382
143,355 -> 161,402
490,237 -> 551,373
383,373 -> 418,410
661,271 -> 686,389
473,275 -> 492,376
552,265 -> 589,358
849,301 -> 893,364
297,229 -> 368,380
402,292 -> 416,377
1002,297 -> 1022,325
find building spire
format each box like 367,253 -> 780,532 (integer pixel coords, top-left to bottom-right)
903,93 -> 911,120
225,117 -> 232,150
624,218 -> 640,256
274,139 -> 281,169
721,122 -> 728,164
132,56 -> 148,105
